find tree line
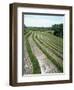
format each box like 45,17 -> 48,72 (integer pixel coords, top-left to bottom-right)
51,24 -> 63,38
24,23 -> 63,38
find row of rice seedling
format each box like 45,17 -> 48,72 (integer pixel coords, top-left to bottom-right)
43,34 -> 63,52
42,32 -> 63,48
32,31 -> 63,72
44,31 -> 63,44
35,32 -> 63,66
25,31 -> 41,74
38,32 -> 63,54
36,32 -> 63,59
36,32 -> 63,60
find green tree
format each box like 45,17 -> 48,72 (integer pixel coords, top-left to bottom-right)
51,24 -> 63,38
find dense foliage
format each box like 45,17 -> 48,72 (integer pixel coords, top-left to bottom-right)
51,24 -> 63,38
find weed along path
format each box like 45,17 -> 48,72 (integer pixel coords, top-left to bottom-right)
28,33 -> 60,74
24,35 -> 33,74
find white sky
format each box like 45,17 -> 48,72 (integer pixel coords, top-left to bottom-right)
24,14 -> 64,27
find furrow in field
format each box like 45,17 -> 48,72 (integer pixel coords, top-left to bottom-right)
42,32 -> 63,47
36,32 -> 63,59
40,32 -> 63,54
41,32 -> 63,51
29,32 -> 60,73
33,32 -> 63,72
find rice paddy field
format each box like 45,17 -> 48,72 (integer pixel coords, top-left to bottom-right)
23,29 -> 63,75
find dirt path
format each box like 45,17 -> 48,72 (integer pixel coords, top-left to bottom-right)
23,38 -> 33,74
28,33 -> 60,74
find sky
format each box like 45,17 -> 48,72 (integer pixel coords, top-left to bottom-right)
24,14 -> 64,27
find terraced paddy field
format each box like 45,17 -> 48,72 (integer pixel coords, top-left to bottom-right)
23,30 -> 63,75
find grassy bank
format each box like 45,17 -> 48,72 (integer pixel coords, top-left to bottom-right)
25,32 -> 41,74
